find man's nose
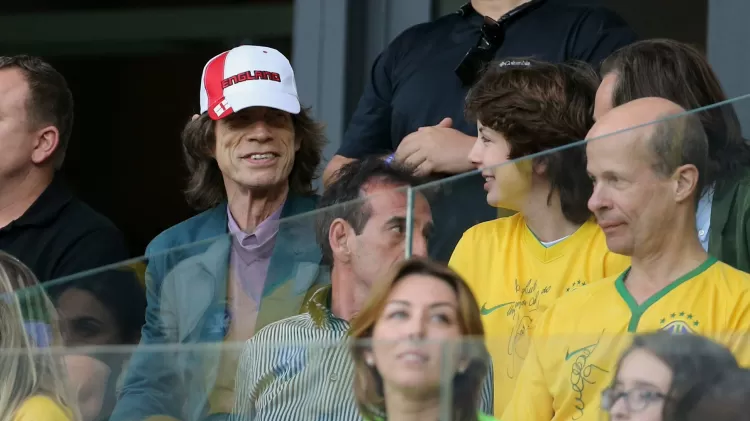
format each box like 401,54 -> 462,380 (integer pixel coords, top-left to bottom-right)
410,233 -> 428,257
588,184 -> 608,213
246,120 -> 274,142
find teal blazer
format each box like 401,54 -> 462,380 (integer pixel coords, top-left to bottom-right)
111,194 -> 325,421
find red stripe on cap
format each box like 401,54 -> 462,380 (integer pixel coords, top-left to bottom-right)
204,51 -> 234,120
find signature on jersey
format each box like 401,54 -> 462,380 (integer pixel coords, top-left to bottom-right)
504,279 -> 551,378
567,330 -> 609,420
506,315 -> 533,378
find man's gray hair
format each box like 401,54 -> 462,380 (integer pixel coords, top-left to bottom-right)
647,111 -> 709,199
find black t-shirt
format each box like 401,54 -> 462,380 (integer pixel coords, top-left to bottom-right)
338,0 -> 637,262
0,177 -> 130,283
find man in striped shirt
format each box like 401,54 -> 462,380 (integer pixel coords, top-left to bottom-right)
233,158 -> 494,420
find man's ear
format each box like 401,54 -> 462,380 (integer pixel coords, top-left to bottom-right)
30,125 -> 59,166
673,164 -> 700,203
329,218 -> 352,263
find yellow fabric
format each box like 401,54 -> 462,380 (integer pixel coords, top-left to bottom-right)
449,214 -> 630,415
127,261 -> 148,290
12,395 -> 73,421
502,257 -> 750,421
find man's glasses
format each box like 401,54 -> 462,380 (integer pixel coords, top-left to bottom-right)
455,14 -> 504,87
601,387 -> 668,413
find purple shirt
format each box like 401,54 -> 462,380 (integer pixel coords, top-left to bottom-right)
227,204 -> 284,302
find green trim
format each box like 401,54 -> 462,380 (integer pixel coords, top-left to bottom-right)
527,226 -> 549,248
616,256 -> 718,332
525,224 -> 569,249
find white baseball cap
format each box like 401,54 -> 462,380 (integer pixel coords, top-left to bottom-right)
199,45 -> 300,120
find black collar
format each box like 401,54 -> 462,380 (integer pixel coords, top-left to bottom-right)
10,177 -> 72,228
457,0 -> 548,25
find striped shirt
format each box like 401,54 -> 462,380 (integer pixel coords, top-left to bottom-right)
232,286 -> 495,421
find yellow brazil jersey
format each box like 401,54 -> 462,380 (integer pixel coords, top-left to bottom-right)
502,256 -> 750,421
449,214 -> 630,415
13,395 -> 73,421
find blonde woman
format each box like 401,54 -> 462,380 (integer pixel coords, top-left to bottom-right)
0,251 -> 80,421
350,258 -> 498,421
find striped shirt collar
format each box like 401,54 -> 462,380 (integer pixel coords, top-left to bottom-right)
302,284 -> 350,331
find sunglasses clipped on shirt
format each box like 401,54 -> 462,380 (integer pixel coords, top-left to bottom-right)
454,0 -> 545,86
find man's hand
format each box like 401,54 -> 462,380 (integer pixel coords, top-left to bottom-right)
394,118 -> 475,177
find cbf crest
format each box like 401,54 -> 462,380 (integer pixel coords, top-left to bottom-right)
660,311 -> 700,334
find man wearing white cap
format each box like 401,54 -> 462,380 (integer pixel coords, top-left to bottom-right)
112,45 -> 327,421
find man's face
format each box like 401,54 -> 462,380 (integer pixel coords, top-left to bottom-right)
347,183 -> 433,288
586,130 -> 676,256
468,122 -> 532,209
0,68 -> 35,180
594,73 -> 617,121
214,106 -> 298,192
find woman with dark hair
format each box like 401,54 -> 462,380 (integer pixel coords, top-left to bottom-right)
669,367 -> 750,421
595,38 -> 750,272
350,258 -> 498,421
601,332 -> 738,421
50,273 -> 145,347
451,59 -> 630,415
47,269 -> 146,421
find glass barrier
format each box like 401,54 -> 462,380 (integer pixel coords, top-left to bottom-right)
30,199 -> 335,421
6,333 -> 750,421
11,338 -> 493,421
406,94 -> 750,421
408,93 -> 750,263
2,95 -> 750,421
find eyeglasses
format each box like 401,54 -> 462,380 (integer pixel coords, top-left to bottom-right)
455,14 -> 505,86
601,387 -> 668,413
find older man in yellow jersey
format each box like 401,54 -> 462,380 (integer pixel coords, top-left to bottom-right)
502,97 -> 750,421
448,60 -> 630,415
